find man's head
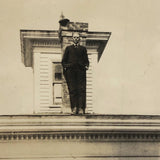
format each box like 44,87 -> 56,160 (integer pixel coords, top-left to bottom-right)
72,32 -> 80,45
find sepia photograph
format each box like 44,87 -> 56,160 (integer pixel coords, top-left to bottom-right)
0,0 -> 160,159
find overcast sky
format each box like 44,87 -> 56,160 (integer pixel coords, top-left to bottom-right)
0,0 -> 160,115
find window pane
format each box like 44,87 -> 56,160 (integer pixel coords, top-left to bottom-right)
54,84 -> 62,103
54,64 -> 62,81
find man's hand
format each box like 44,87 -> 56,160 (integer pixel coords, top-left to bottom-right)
63,67 -> 67,71
85,66 -> 89,70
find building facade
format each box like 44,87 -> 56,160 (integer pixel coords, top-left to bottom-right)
0,17 -> 159,160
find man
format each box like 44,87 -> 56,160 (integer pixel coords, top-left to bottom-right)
62,32 -> 89,114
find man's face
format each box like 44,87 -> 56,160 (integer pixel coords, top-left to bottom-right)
72,33 -> 80,44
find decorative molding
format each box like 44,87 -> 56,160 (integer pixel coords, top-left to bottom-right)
0,132 -> 159,142
20,30 -> 59,39
86,41 -> 100,49
32,39 -> 61,47
87,32 -> 111,41
0,131 -> 160,142
20,30 -> 111,67
0,115 -> 160,142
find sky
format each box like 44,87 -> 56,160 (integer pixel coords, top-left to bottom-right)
0,0 -> 160,115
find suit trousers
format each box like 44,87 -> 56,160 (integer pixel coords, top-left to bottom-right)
64,68 -> 86,111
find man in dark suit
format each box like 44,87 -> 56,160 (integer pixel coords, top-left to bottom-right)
62,32 -> 89,114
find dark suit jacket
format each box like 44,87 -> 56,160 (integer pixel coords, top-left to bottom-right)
62,44 -> 89,70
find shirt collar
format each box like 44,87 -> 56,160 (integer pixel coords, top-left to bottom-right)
73,43 -> 79,48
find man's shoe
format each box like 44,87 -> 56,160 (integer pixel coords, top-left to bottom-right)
71,108 -> 76,114
78,108 -> 83,115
